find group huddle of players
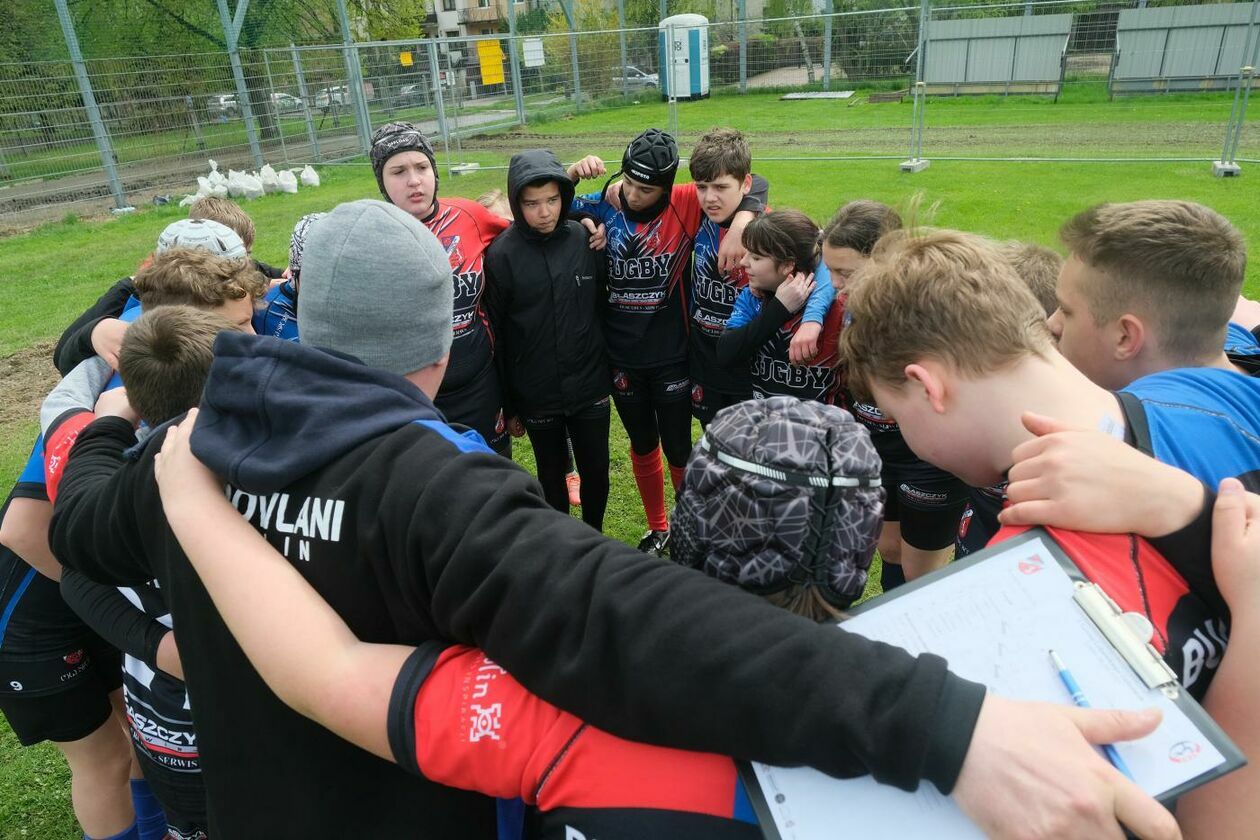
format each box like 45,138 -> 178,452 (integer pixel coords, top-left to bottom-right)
3,116 -> 1260,840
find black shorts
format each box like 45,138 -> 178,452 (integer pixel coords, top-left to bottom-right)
689,382 -> 752,427
435,363 -> 510,455
521,397 -> 612,430
882,464 -> 969,552
0,633 -> 123,745
609,363 -> 691,407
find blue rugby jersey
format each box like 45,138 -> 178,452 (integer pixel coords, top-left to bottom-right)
254,280 -> 299,342
1119,366 -> 1260,486
691,220 -> 835,395
0,438 -> 88,659
572,184 -> 703,369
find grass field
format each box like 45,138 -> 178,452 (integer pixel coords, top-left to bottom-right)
1,87 -> 1258,837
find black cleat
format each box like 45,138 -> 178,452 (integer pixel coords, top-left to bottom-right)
637,529 -> 670,556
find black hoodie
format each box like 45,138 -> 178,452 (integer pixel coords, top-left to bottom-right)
484,150 -> 610,417
51,331 -> 985,837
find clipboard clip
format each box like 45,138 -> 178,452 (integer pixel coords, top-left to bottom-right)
1073,581 -> 1181,700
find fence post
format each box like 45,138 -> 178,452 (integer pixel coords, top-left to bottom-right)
737,0 -> 748,94
667,23 -> 680,136
822,0 -> 833,91
215,0 -> 265,169
506,0 -> 527,126
661,0 -> 668,24
617,0 -> 629,97
185,95 -> 207,152
1215,0 -> 1258,176
336,0 -> 374,153
262,49 -> 291,165
53,0 -> 132,211
426,40 -> 453,175
560,0 -> 583,110
901,0 -> 931,172
291,44 -> 322,162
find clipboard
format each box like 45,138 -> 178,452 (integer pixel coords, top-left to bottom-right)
738,528 -> 1245,840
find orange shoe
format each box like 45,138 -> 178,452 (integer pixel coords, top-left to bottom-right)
566,471 -> 582,507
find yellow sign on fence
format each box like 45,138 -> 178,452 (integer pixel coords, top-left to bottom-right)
399,50 -> 413,67
477,40 -> 506,86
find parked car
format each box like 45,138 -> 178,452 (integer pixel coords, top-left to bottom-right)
395,83 -> 429,107
612,65 -> 658,90
205,93 -> 239,120
270,92 -> 305,114
314,85 -> 351,108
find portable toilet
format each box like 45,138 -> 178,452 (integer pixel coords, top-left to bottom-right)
658,14 -> 710,100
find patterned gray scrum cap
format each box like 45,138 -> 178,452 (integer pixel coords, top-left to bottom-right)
288,211 -> 327,275
670,396 -> 885,610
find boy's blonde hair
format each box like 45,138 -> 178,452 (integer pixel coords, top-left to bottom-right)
1059,200 -> 1245,363
689,127 -> 752,182
119,306 -> 232,425
189,196 -> 256,251
840,229 -> 1053,400
1000,241 -> 1063,318
134,248 -> 267,309
476,189 -> 512,220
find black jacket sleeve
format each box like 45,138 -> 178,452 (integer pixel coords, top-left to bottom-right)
482,243 -> 514,419
254,259 -> 285,280
48,416 -> 156,586
740,173 -> 770,213
54,277 -> 135,375
1149,484 -> 1227,617
61,569 -> 168,668
716,296 -> 790,368
386,436 -> 985,795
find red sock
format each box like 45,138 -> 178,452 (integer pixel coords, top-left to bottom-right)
630,447 -> 668,532
668,464 -> 685,493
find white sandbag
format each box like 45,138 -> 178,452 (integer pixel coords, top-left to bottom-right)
277,169 -> 299,194
207,168 -> 228,188
178,194 -> 199,208
259,164 -> 281,194
239,171 -> 265,200
300,165 -> 321,188
226,169 -> 247,198
209,182 -> 228,198
208,158 -> 219,173
196,176 -> 213,197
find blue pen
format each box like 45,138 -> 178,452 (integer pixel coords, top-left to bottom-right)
1048,649 -> 1136,781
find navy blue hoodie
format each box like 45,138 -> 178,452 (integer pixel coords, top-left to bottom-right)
51,330 -> 984,837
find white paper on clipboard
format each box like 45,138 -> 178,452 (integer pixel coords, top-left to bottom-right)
749,534 -> 1227,839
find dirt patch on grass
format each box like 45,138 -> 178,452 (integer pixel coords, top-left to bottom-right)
0,342 -> 57,429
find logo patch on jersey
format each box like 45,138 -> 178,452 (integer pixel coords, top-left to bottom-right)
62,649 -> 84,666
958,506 -> 974,539
612,369 -> 629,392
691,383 -> 704,405
469,703 -> 502,742
441,234 -> 464,269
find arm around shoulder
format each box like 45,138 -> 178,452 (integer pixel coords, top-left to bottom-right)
402,441 -> 985,789
48,416 -> 155,585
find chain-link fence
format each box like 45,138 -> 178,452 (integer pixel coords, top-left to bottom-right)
1,0 -> 1256,225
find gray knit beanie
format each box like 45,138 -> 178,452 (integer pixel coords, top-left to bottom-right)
297,199 -> 453,375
